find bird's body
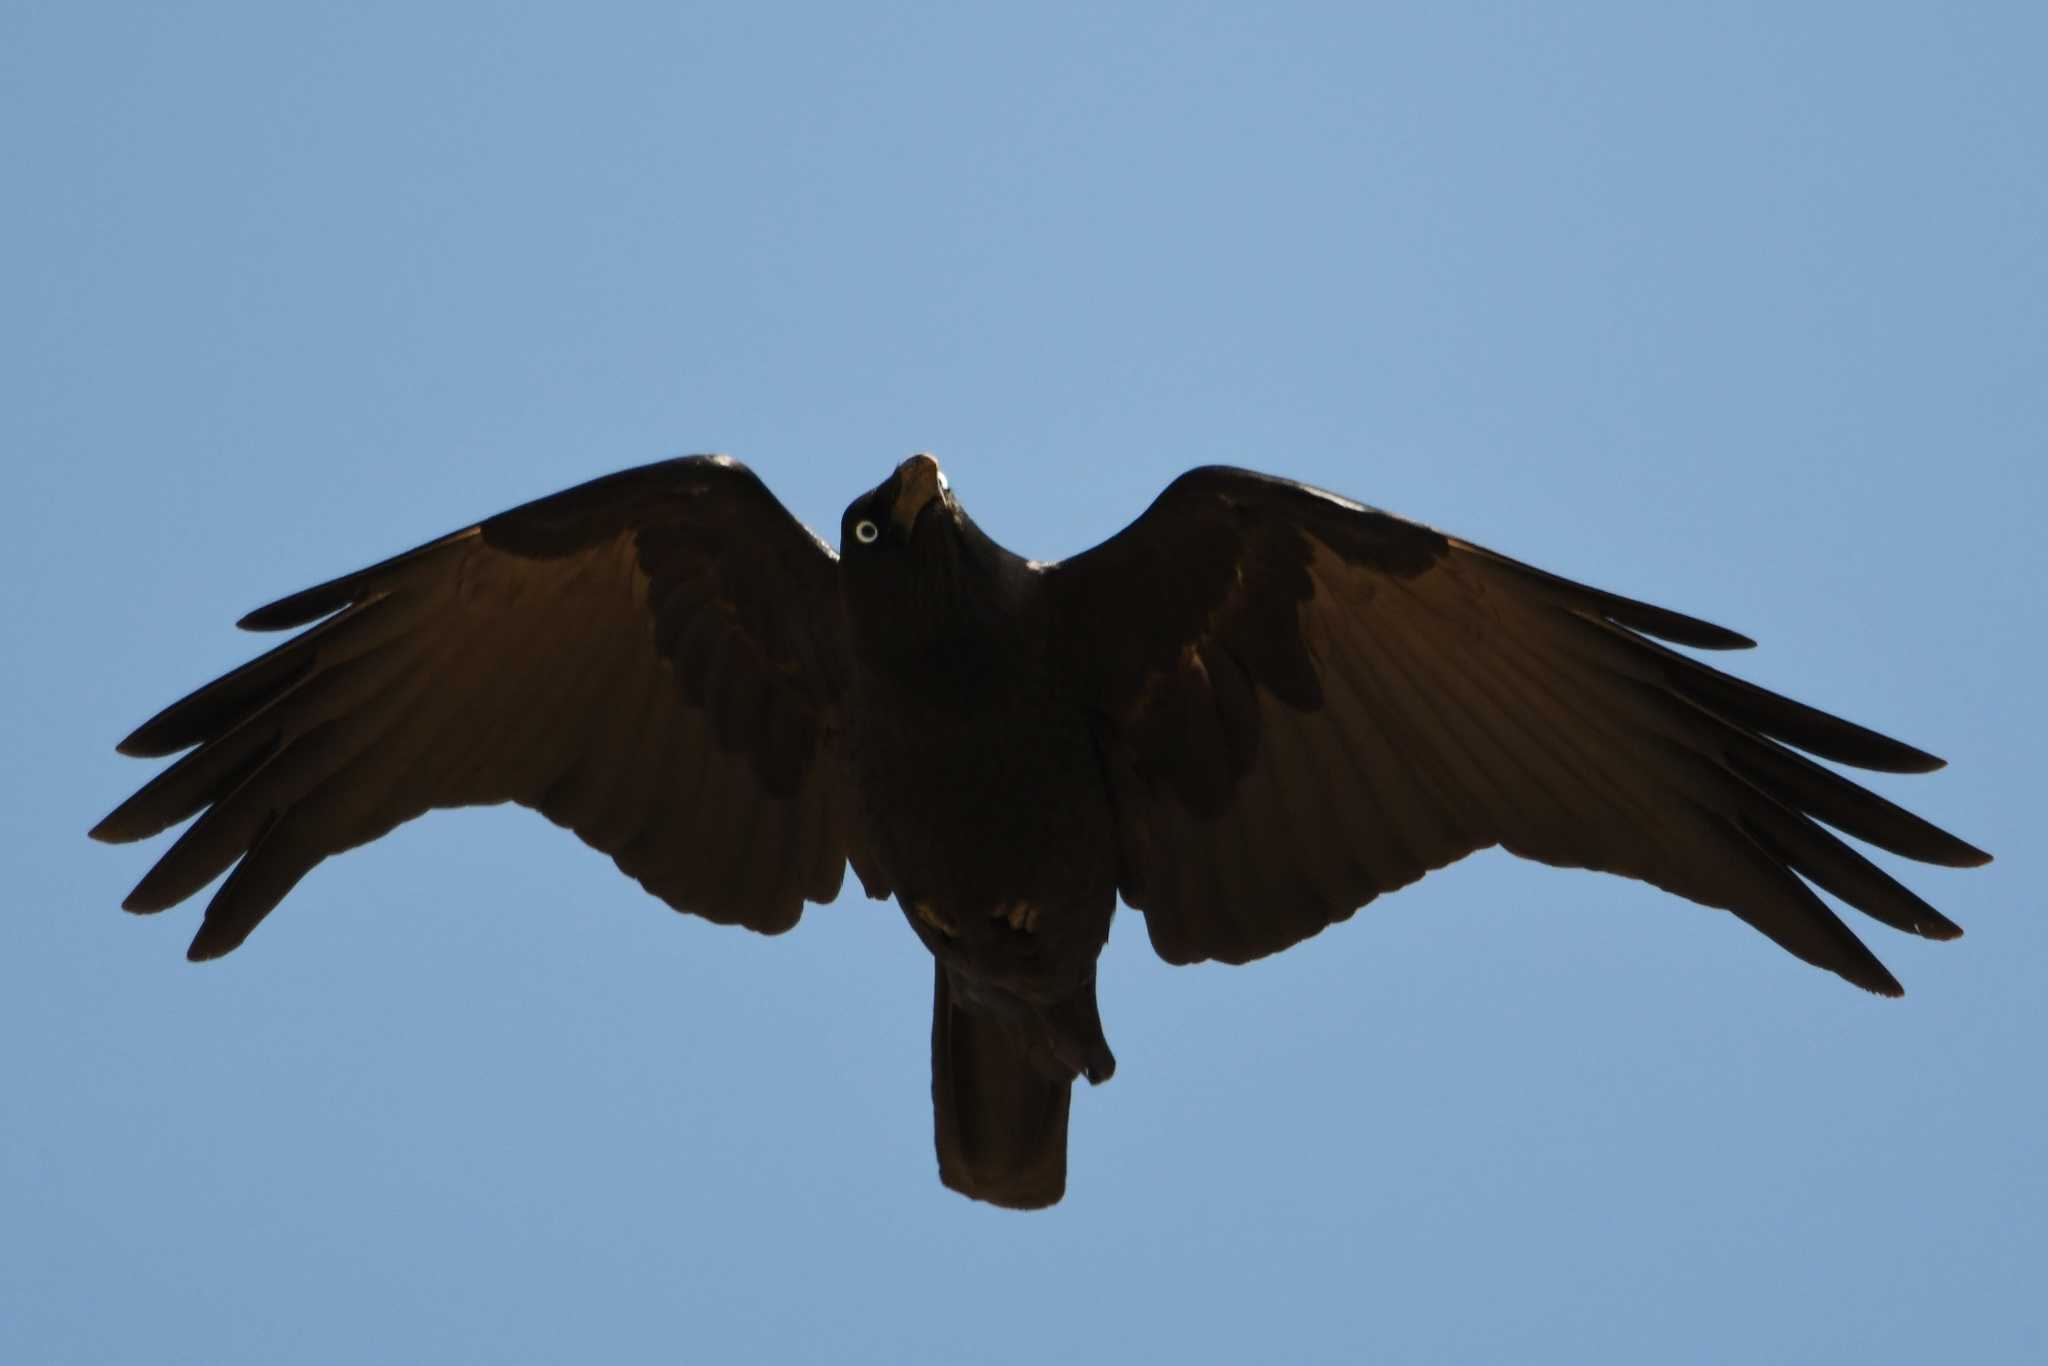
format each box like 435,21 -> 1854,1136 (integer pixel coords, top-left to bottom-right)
96,453 -> 1988,1208
842,490 -> 1104,981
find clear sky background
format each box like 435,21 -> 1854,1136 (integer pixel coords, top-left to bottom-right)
6,4 -> 2042,1363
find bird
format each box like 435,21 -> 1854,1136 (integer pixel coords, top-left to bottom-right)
94,453 -> 1988,1208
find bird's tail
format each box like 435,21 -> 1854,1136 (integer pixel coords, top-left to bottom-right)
930,965 -> 1081,1210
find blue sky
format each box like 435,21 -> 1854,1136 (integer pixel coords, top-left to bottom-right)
7,3 -> 2042,1362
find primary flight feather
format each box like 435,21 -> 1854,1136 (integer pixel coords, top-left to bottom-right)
95,454 -> 1988,1208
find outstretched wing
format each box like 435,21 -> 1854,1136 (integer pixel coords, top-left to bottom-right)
1049,466 -> 1988,994
95,456 -> 870,960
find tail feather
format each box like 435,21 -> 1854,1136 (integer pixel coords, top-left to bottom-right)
931,967 -> 1074,1210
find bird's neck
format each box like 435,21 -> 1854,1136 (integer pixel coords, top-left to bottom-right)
850,529 -> 1040,705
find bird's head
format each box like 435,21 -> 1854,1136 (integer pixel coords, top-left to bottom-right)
841,452 -> 956,559
839,454 -> 1026,673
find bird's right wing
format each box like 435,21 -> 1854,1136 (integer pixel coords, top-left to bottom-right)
1048,467 -> 1987,994
95,456 -> 882,960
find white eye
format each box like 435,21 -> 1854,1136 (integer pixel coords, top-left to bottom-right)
854,519 -> 880,545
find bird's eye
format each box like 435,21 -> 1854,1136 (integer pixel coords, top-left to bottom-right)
854,519 -> 880,545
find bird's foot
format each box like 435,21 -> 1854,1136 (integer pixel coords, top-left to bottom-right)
991,901 -> 1039,933
912,900 -> 958,938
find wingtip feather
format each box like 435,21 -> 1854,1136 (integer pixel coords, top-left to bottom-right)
1657,617 -> 1755,650
1645,615 -> 1753,650
115,722 -> 183,759
185,912 -> 252,960
236,591 -> 337,632
1838,938 -> 1905,997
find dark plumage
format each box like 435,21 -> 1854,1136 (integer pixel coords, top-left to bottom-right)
95,454 -> 1989,1208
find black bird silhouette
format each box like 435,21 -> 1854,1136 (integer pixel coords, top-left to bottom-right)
94,454 -> 1988,1207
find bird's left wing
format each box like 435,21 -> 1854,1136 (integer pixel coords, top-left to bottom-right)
95,456 -> 874,960
1046,466 -> 1987,994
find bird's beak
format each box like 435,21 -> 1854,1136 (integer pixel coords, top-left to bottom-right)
890,453 -> 949,534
